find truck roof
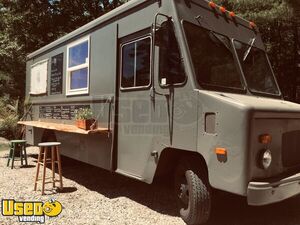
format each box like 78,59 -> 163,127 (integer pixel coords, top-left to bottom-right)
27,0 -> 254,60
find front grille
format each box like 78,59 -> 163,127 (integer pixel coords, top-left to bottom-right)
282,130 -> 300,167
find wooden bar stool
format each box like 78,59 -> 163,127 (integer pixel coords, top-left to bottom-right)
7,140 -> 27,169
34,142 -> 63,195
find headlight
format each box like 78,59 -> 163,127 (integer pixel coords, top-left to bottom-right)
259,149 -> 272,169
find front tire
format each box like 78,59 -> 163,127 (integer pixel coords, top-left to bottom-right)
175,161 -> 211,225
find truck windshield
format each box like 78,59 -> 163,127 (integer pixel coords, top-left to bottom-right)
234,40 -> 280,95
183,21 -> 243,91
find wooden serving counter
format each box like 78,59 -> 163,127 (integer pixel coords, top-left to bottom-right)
18,121 -> 108,135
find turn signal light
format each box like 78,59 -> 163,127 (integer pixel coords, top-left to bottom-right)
215,147 -> 227,155
259,134 -> 272,144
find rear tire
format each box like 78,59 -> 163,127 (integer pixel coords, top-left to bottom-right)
175,160 -> 211,225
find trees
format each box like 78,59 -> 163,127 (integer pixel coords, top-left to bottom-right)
285,0 -> 300,102
0,0 -> 125,138
0,3 -> 25,99
0,0 -> 299,102
0,0 -> 125,100
215,0 -> 300,102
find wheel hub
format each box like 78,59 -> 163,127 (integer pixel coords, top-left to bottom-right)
179,183 -> 189,204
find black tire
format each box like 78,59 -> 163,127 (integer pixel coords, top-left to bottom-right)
175,160 -> 211,225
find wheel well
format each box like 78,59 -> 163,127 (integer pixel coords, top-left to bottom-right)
153,148 -> 208,183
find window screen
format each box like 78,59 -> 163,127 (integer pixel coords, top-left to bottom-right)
121,37 -> 151,88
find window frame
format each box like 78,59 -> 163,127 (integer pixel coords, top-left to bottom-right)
66,36 -> 90,96
120,35 -> 152,91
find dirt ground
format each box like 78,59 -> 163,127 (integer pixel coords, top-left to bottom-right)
0,145 -> 300,225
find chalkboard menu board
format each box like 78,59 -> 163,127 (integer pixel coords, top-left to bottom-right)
39,105 -> 90,120
50,53 -> 63,95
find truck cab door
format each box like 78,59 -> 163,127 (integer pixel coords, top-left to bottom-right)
116,30 -> 155,179
116,21 -> 189,181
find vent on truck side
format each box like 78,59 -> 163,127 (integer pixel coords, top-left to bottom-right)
282,130 -> 300,167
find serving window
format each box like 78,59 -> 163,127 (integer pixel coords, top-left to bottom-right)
66,36 -> 90,95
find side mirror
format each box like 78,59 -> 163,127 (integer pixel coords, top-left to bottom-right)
149,14 -> 173,100
150,13 -> 185,96
157,20 -> 184,86
154,19 -> 172,46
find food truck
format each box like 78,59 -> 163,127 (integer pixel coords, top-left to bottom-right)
20,0 -> 300,224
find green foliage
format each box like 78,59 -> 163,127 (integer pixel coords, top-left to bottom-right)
0,0 -> 124,137
0,97 -> 21,139
216,0 -> 291,22
215,0 -> 300,101
0,0 -> 125,101
75,108 -> 94,120
0,0 -> 299,132
0,95 -> 32,139
0,10 -> 25,99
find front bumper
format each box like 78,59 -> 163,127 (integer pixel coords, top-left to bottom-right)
247,172 -> 300,206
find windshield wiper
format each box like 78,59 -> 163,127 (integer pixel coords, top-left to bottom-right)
243,37 -> 256,61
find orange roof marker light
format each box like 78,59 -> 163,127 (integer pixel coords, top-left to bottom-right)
219,6 -> 226,13
229,11 -> 236,18
209,1 -> 217,9
249,21 -> 256,29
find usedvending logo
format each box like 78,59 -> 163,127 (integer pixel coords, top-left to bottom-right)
1,198 -> 62,223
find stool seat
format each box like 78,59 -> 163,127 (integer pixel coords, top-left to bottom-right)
38,142 -> 61,147
10,140 -> 27,144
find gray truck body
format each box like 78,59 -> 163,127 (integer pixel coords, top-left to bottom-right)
25,0 -> 300,206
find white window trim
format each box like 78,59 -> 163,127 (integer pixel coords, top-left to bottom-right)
66,36 -> 90,96
120,36 -> 152,90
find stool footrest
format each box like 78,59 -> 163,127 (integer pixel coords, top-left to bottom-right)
44,180 -> 62,184
36,176 -> 60,181
38,161 -> 59,165
7,157 -> 23,161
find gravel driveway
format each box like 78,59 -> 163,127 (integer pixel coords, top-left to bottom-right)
0,145 -> 300,225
